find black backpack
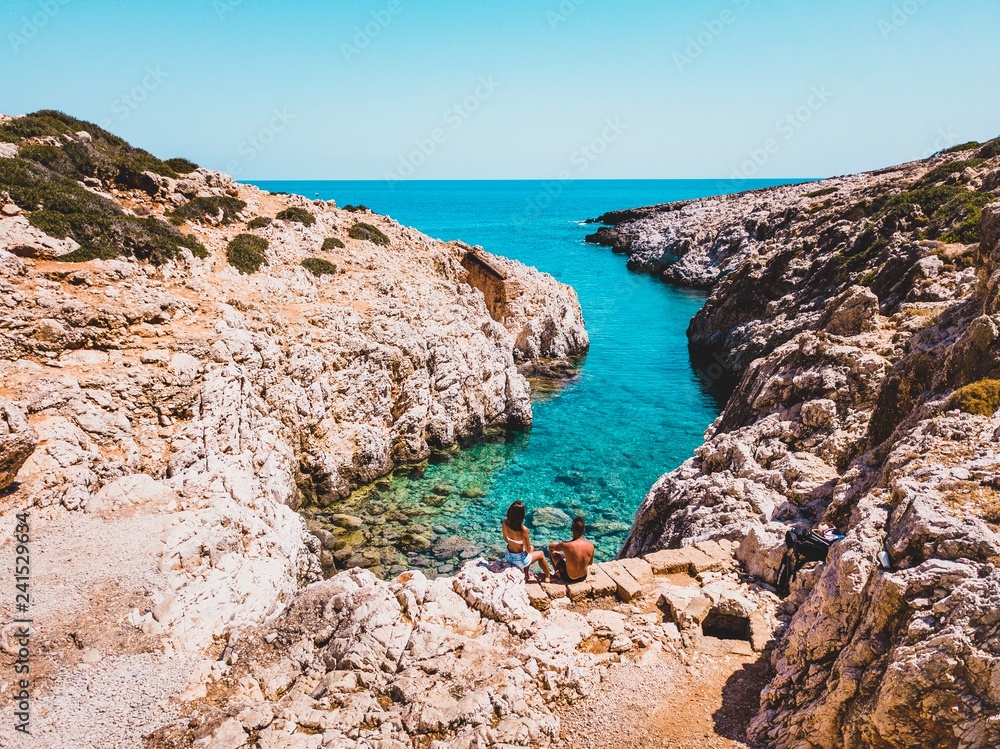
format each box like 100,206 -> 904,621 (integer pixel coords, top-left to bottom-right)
775,527 -> 834,597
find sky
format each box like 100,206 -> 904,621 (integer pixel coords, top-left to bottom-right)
2,0 -> 999,180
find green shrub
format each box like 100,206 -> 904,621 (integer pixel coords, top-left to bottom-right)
950,379 -> 1000,416
936,190 -> 995,244
343,204 -> 369,213
301,257 -> 337,277
0,111 -> 76,142
164,157 -> 198,174
977,138 -> 1000,160
804,186 -> 839,198
226,234 -> 268,274
1,110 -> 180,184
246,216 -> 272,229
845,227 -> 889,271
872,185 -> 965,220
322,237 -> 345,250
0,155 -> 206,264
863,185 -> 992,245
276,206 -> 316,226
939,141 -> 982,155
169,196 -> 246,226
914,159 -> 985,188
348,222 -> 389,246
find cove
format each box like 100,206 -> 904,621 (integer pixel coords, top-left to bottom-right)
251,179 -> 793,577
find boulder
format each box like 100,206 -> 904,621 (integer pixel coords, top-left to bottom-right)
451,561 -> 540,625
0,399 -> 37,492
0,215 -> 80,259
601,560 -> 643,602
821,285 -> 880,336
736,524 -> 787,584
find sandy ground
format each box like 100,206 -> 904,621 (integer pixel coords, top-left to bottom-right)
0,501 -> 199,748
0,495 -> 769,748
555,637 -> 769,749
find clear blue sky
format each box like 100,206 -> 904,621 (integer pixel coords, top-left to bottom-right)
2,0 -> 998,179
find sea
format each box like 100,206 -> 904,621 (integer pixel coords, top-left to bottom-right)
250,179 -> 802,574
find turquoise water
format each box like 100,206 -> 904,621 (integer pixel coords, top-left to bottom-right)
251,179 -> 799,575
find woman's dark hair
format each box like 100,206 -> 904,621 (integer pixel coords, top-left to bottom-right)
505,501 -> 525,532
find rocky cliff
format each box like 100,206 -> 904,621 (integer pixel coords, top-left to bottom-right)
599,140 -> 1000,747
0,109 -> 588,745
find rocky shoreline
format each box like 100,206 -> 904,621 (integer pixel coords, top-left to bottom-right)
597,140 -> 1000,747
3,109 -> 1000,749
0,111 -> 597,748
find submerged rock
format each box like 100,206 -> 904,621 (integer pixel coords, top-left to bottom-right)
532,506 -> 572,528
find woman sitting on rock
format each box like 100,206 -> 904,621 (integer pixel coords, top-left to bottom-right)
502,501 -> 551,582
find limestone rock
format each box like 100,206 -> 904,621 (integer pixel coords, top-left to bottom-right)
451,561 -> 540,626
0,214 -> 80,259
609,149 -> 1000,746
0,399 -> 37,491
820,285 -> 880,336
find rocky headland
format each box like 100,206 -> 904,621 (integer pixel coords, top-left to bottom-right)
593,139 -> 1000,747
3,108 -> 1000,749
0,110 -> 603,748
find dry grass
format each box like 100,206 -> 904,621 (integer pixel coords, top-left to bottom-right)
950,379 -> 1000,417
940,480 -> 1000,525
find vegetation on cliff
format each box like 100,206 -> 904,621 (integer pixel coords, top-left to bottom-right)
301,257 -> 338,277
226,233 -> 268,274
0,110 -> 209,263
168,195 -> 246,225
276,206 -> 316,226
348,221 -> 390,246
950,378 -> 1000,416
246,216 -> 272,229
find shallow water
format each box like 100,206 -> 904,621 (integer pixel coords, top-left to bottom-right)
251,179 -> 800,576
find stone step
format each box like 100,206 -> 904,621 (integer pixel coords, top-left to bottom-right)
567,564 -> 617,601
525,581 -> 550,611
522,542 -> 736,612
643,546 -> 728,576
619,557 -> 653,586
597,561 -> 643,602
540,581 -> 568,601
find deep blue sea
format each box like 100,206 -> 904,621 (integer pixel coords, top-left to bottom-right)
251,179 -> 801,573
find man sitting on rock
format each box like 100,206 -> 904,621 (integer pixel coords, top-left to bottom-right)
548,517 -> 594,584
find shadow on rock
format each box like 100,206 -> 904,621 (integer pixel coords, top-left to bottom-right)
712,656 -> 772,744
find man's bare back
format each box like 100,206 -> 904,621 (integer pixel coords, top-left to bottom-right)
548,516 -> 594,582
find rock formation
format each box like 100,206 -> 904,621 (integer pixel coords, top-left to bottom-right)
0,398 -> 37,491
144,541 -> 762,749
5,107 -> 1000,748
602,140 -> 1000,747
0,111 -> 591,748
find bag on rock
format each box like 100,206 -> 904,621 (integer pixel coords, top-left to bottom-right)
775,526 -> 840,597
786,526 -> 832,563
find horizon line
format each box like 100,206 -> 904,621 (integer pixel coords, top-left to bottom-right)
241,176 -> 823,183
